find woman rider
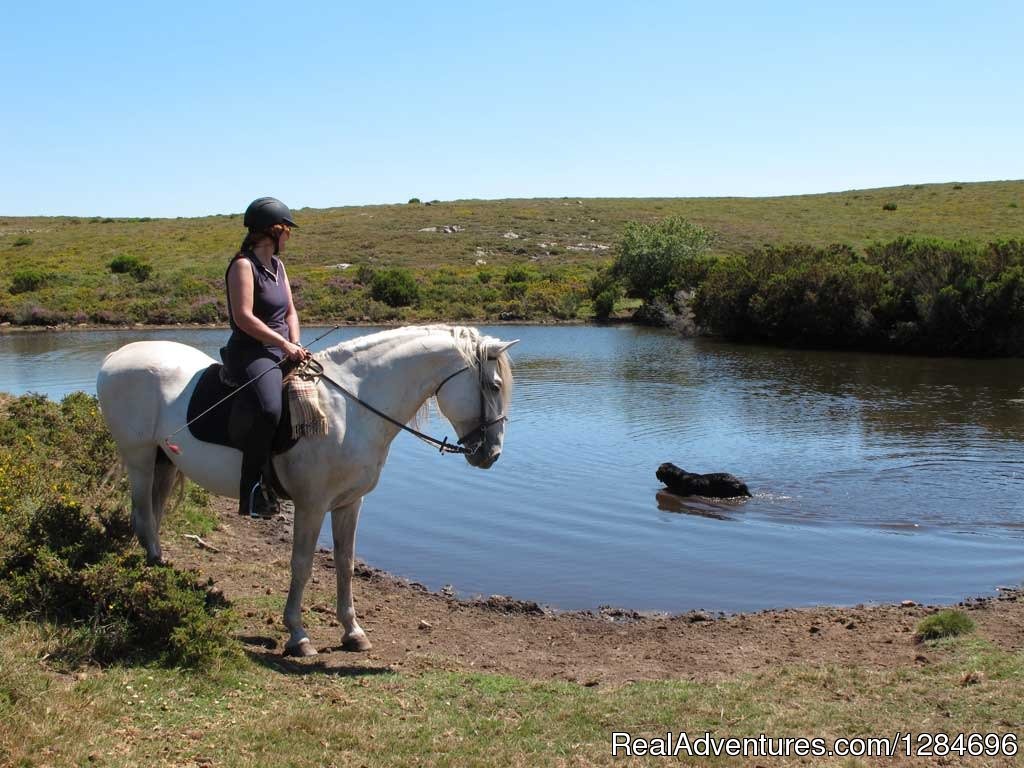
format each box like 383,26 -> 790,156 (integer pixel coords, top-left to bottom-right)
223,196 -> 309,518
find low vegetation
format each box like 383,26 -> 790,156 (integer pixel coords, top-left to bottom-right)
0,180 -> 1021,336
1,617 -> 1020,766
916,609 -> 976,641
691,238 -> 1024,354
0,393 -> 236,670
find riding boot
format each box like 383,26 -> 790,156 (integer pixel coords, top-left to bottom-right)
238,414 -> 279,518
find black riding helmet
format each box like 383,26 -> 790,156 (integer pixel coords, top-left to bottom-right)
242,197 -> 297,255
243,197 -> 299,232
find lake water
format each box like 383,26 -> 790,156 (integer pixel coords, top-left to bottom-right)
2,325 -> 1022,613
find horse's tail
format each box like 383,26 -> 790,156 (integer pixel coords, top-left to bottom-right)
167,468 -> 186,516
98,456 -> 124,494
154,445 -> 187,517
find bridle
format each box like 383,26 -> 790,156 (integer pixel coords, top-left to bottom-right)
310,343 -> 506,456
432,349 -> 508,453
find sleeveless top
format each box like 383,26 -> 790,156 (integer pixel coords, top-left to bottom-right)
224,252 -> 291,358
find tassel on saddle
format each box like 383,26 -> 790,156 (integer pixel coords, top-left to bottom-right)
284,358 -> 329,438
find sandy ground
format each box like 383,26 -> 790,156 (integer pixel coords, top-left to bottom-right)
164,501 -> 1024,686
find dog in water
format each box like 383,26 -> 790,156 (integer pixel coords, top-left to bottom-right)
656,462 -> 751,498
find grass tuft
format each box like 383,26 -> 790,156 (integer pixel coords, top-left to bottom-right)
915,610 -> 975,641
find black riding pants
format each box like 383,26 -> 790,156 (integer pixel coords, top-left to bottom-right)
230,350 -> 283,511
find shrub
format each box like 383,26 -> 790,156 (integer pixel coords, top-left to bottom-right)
503,265 -> 536,284
915,610 -> 974,641
0,393 -> 238,669
12,236 -> 32,247
693,255 -> 758,337
408,197 -> 421,204
593,288 -> 618,320
370,268 -> 420,307
477,269 -> 493,284
109,254 -> 153,282
14,304 -> 61,325
91,309 -> 128,325
747,257 -> 885,345
355,264 -> 376,285
612,217 -> 714,305
188,298 -> 222,324
9,269 -> 53,294
882,202 -> 898,211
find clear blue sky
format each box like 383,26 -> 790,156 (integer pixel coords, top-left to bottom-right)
3,1 -> 1022,217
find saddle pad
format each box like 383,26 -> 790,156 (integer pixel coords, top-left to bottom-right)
186,364 -> 300,455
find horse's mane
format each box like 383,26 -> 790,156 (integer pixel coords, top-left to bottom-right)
315,324 -> 514,418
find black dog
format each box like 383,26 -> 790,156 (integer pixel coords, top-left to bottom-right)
656,462 -> 751,498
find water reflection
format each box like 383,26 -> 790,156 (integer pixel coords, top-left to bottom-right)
655,490 -> 739,521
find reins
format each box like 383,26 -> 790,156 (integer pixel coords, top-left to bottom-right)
312,350 -> 507,456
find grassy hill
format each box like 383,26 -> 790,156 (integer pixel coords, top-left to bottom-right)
1,180 -> 1022,326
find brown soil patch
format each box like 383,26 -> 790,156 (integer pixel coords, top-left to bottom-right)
166,502 -> 1024,686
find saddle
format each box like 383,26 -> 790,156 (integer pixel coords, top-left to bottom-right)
186,363 -> 301,456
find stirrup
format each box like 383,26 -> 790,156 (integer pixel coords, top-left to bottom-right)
248,479 -> 280,520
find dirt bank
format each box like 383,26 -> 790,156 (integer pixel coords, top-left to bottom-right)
166,501 -> 1024,687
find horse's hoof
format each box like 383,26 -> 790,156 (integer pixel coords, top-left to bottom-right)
284,638 -> 318,657
341,634 -> 373,652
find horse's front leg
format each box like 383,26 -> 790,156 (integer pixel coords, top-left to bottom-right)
283,502 -> 327,657
331,500 -> 372,651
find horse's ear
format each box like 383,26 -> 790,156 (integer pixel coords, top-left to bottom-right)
490,339 -> 519,358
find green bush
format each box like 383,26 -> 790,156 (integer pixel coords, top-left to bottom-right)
882,202 -> 897,211
694,238 -> 1024,354
503,265 -> 536,284
408,197 -> 421,204
593,289 -> 618,320
612,217 -> 714,305
355,265 -> 376,285
915,610 -> 974,641
9,269 -> 53,294
109,254 -> 153,282
370,268 -> 420,307
0,393 -> 237,669
12,237 -> 33,247
693,255 -> 758,337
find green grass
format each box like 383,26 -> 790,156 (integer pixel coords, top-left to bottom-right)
1,622 -> 1020,767
916,610 -> 976,641
164,483 -> 218,537
2,180 -> 1023,326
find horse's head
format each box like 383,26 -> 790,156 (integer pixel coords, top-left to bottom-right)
434,337 -> 517,469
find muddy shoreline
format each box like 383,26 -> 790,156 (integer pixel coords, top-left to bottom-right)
165,501 -> 1024,685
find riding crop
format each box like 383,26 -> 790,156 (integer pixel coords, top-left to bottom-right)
161,324 -> 342,455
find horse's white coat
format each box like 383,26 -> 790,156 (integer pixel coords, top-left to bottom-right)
96,325 -> 516,655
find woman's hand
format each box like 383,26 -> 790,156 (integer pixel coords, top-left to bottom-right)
282,340 -> 309,362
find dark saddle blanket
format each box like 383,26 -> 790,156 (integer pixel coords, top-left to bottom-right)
186,364 -> 300,455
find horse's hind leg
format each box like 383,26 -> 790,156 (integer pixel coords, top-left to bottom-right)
331,500 -> 372,651
283,502 -> 328,657
124,449 -> 161,565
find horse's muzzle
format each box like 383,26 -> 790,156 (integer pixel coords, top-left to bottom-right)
466,445 -> 500,469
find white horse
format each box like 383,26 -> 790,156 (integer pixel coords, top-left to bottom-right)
97,325 -> 516,656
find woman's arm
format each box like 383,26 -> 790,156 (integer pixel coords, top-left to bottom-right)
227,259 -> 304,359
281,263 -> 301,347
